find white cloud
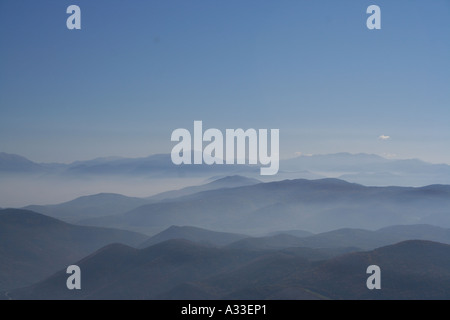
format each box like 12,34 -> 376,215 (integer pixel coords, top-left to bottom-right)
294,152 -> 313,157
383,153 -> 397,159
378,135 -> 390,141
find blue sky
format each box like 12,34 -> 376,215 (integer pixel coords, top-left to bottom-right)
1,0 -> 449,163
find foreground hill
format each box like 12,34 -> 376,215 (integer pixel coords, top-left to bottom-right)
6,240 -> 450,300
186,240 -> 450,300
294,240 -> 450,299
0,209 -> 147,291
5,240 -> 264,300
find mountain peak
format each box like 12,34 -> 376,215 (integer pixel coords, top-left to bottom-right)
0,152 -> 42,172
208,175 -> 261,186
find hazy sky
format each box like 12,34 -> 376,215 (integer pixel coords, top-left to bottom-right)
1,0 -> 449,164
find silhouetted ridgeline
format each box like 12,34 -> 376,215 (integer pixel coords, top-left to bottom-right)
0,209 -> 146,291
5,240 -> 450,300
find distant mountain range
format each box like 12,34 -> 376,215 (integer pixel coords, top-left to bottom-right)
2,150 -> 450,300
283,153 -> 450,186
0,209 -> 147,291
5,239 -> 450,300
0,152 -> 258,178
2,151 -> 450,186
0,153 -> 43,173
80,178 -> 450,234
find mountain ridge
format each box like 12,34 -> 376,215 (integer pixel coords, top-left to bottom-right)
2,151 -> 450,186
0,208 -> 147,291
6,239 -> 450,300
82,178 -> 450,234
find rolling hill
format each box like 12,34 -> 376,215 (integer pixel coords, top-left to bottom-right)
23,175 -> 261,224
0,209 -> 147,291
148,175 -> 261,201
82,178 -> 450,234
5,240 -> 264,300
6,239 -> 450,300
292,240 -> 450,299
24,193 -> 153,223
187,240 -> 450,300
139,224 -> 450,252
265,229 -> 314,238
228,224 -> 450,251
138,225 -> 248,248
